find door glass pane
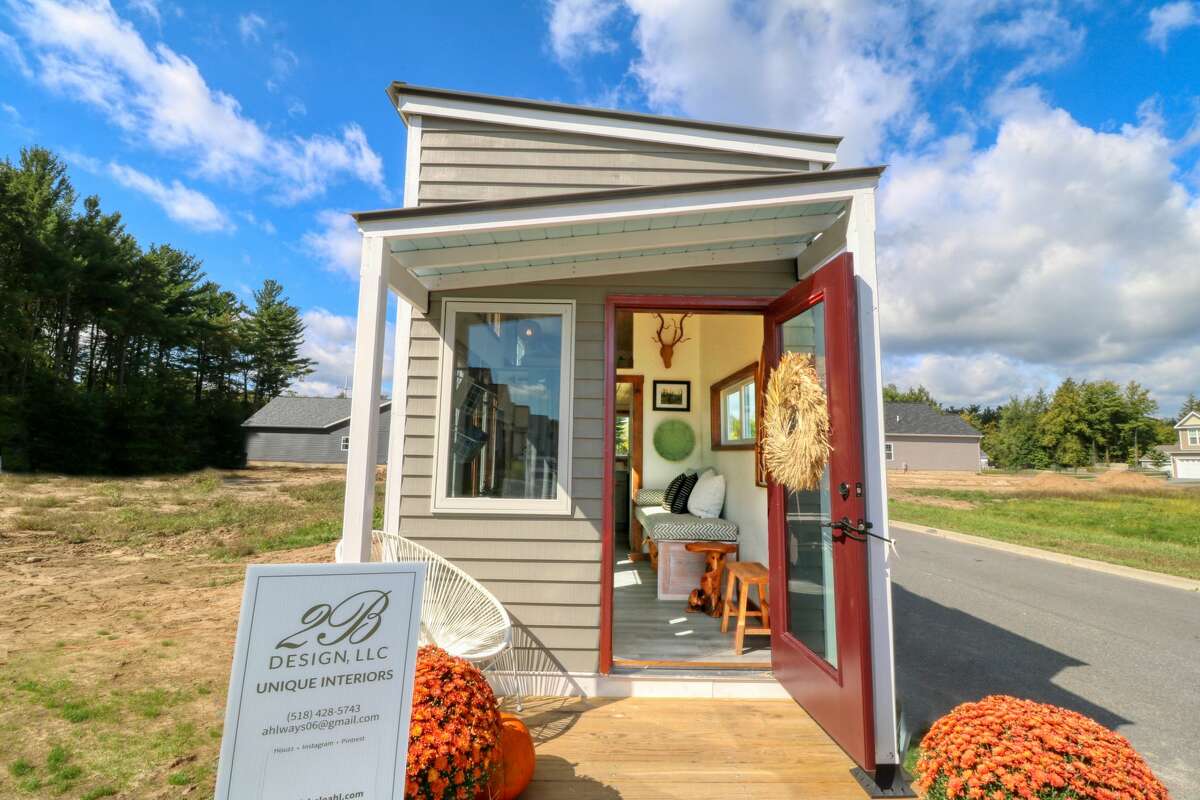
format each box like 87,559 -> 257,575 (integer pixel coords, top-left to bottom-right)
779,302 -> 837,668
446,309 -> 563,500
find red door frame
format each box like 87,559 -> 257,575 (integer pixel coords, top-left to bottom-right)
763,253 -> 876,771
601,294 -> 775,673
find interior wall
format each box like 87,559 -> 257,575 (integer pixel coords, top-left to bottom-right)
696,315 -> 769,568
617,313 -> 706,487
618,312 -> 768,568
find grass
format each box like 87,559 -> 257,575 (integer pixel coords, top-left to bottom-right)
890,485 -> 1200,579
0,465 -> 379,798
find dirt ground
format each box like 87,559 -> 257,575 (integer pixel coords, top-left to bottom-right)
0,465 -> 350,799
887,467 -> 1168,497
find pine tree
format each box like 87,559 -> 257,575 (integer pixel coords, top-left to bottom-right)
244,279 -> 314,404
1179,393 -> 1200,420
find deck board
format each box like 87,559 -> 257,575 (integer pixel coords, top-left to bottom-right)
516,696 -> 865,799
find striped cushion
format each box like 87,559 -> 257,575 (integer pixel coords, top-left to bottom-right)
635,505 -> 739,542
670,473 -> 700,513
661,473 -> 688,510
634,489 -> 666,507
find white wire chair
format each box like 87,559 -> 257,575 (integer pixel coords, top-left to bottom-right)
342,531 -> 520,708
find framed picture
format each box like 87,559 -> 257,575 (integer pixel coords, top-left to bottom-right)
652,380 -> 691,412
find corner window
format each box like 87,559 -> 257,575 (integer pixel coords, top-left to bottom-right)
1189,429 -> 1199,446
434,300 -> 574,514
884,442 -> 894,461
340,436 -> 350,452
710,363 -> 758,450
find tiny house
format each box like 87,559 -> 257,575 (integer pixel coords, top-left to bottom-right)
338,83 -> 902,783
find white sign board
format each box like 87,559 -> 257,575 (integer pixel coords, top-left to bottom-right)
215,562 -> 426,800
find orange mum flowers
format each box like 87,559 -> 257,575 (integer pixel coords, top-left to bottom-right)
914,696 -> 1169,800
406,645 -> 501,800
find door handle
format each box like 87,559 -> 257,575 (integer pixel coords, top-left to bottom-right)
821,517 -> 893,544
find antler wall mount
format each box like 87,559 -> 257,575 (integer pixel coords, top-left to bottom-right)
652,312 -> 692,368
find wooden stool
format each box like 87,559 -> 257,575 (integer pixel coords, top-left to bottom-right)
685,542 -> 737,616
721,561 -> 771,656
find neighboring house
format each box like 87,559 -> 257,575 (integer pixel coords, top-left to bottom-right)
242,396 -> 390,464
1137,444 -> 1174,474
883,402 -> 982,471
1144,411 -> 1200,479
333,82 -> 902,781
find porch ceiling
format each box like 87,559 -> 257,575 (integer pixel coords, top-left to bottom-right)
391,201 -> 846,280
354,167 -> 885,306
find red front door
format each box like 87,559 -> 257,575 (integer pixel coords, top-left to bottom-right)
764,253 -> 876,771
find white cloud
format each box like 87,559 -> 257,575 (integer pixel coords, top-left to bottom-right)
127,0 -> 159,24
239,210 -> 276,235
302,209 -> 361,278
237,11 -> 265,44
8,0 -> 384,203
0,29 -> 33,77
294,308 -> 394,398
107,161 -> 233,231
884,353 -> 1060,408
1147,1 -> 1199,50
544,0 -> 1200,412
548,0 -> 620,62
266,42 -> 297,92
286,98 -> 307,117
553,0 -> 1086,165
876,88 -> 1200,411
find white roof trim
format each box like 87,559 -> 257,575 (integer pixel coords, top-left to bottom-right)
357,173 -> 879,239
1175,410 -> 1200,428
394,92 -> 838,164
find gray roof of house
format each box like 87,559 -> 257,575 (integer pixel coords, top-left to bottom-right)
883,402 -> 981,437
242,396 -> 390,430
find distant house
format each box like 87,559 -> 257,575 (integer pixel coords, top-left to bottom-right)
1141,411 -> 1200,479
883,402 -> 982,471
242,396 -> 390,464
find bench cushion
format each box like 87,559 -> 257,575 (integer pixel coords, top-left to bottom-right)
635,505 -> 739,542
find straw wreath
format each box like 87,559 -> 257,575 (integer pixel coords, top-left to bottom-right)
761,351 -> 831,491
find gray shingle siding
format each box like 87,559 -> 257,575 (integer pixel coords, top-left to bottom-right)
244,409 -> 390,464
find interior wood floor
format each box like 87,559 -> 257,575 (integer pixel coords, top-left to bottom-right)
613,557 -> 772,668
516,696 -> 865,799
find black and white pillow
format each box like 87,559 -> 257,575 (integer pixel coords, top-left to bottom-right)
670,472 -> 700,513
661,472 -> 688,510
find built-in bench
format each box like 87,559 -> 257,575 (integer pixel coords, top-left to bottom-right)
633,488 -> 738,601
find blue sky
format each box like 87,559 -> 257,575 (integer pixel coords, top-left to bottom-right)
2,0 -> 1199,412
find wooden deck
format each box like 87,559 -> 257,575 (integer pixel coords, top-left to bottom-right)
515,696 -> 865,799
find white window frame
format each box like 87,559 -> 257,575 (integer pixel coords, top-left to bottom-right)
1188,429 -> 1199,446
340,435 -> 350,452
432,298 -> 575,515
719,376 -> 757,446
884,442 -> 894,461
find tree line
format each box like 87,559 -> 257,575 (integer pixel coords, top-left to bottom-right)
884,381 -> 1196,470
0,148 -> 314,473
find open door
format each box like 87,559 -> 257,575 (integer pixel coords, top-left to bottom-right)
764,253 -> 876,771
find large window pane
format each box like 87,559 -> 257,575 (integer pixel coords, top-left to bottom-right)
780,302 -> 837,668
446,308 -> 563,501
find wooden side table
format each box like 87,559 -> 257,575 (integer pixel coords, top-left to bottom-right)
684,541 -> 737,616
721,561 -> 771,656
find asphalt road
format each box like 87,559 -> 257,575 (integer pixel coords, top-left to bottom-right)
890,524 -> 1200,799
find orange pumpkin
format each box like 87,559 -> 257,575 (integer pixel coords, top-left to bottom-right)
489,712 -> 535,800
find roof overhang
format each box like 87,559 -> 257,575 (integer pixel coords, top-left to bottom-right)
352,168 -> 884,311
387,82 -> 841,165
1174,411 -> 1200,429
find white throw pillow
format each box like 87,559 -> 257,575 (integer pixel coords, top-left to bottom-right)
687,472 -> 726,519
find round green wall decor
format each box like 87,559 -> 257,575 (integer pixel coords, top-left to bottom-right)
653,419 -> 696,462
